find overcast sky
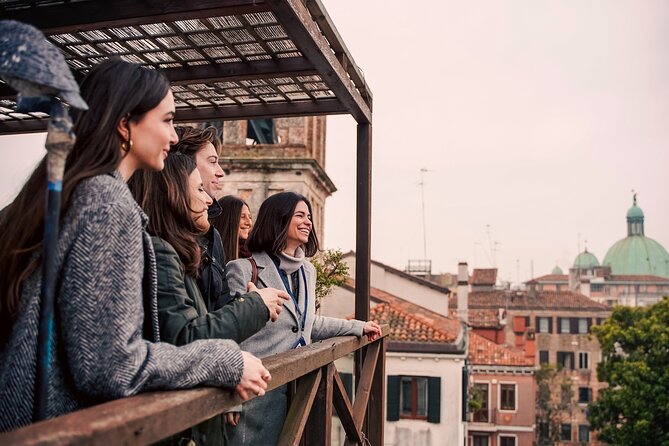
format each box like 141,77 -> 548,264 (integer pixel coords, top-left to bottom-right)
320,0 -> 669,283
1,1 -> 668,285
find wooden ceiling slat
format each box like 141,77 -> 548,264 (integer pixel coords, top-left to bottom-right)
0,0 -> 271,34
268,0 -> 372,124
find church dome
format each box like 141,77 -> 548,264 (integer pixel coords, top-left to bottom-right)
573,250 -> 599,269
603,236 -> 669,278
551,265 -> 564,275
601,195 -> 669,279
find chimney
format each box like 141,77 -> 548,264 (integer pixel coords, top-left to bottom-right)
457,262 -> 469,324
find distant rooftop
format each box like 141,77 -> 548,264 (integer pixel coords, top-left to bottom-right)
468,332 -> 534,367
471,268 -> 497,286
449,290 -> 610,312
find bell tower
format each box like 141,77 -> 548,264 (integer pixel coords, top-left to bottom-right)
216,116 -> 335,244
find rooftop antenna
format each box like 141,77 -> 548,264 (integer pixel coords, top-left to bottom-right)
418,168 -> 432,259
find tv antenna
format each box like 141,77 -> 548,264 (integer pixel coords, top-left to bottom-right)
417,168 -> 432,259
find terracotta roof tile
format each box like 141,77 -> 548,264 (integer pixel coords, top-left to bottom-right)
448,290 -> 610,312
343,278 -> 462,344
469,332 -> 535,366
608,274 -> 669,282
471,268 -> 498,285
525,274 -> 568,284
449,308 -> 501,328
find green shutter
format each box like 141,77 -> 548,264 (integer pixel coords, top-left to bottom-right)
427,376 -> 441,423
340,372 -> 353,402
387,376 -> 400,421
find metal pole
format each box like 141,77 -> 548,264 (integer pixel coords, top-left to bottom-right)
33,101 -> 76,421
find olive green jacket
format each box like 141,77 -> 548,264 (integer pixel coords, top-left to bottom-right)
152,236 -> 270,445
152,236 -> 269,345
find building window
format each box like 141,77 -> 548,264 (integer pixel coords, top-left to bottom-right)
400,376 -> 428,418
578,387 -> 592,404
557,351 -> 575,370
473,435 -> 489,446
578,352 -> 589,369
500,383 -> 516,411
591,283 -> 604,292
539,350 -> 549,364
559,317 -> 570,333
578,318 -> 589,334
499,436 -> 516,446
473,383 -> 490,422
579,425 -> 590,442
560,423 -> 572,441
537,316 -> 552,333
387,376 -> 440,423
247,119 -> 276,144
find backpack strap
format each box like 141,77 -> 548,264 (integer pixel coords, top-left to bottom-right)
248,257 -> 258,286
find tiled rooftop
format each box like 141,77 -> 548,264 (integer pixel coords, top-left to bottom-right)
608,274 -> 669,283
449,308 -> 501,328
449,290 -> 610,312
343,278 -> 462,344
525,274 -> 568,283
468,332 -> 535,367
471,268 -> 498,285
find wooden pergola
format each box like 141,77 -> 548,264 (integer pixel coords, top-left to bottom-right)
0,1 -> 380,444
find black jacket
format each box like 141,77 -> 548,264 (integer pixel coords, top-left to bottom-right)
199,226 -> 231,311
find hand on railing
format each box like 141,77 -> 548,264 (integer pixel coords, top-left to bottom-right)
235,351 -> 271,400
248,282 -> 291,322
363,321 -> 382,341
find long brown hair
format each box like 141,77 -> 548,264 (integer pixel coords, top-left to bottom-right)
211,195 -> 249,261
129,153 -> 203,277
247,192 -> 319,257
0,59 -> 169,343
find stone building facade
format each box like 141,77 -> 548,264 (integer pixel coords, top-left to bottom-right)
216,117 -> 335,243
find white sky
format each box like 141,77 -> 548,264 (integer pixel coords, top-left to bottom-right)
1,1 -> 668,285
320,0 -> 669,283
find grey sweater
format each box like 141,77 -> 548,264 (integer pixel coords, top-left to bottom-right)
0,172 -> 244,432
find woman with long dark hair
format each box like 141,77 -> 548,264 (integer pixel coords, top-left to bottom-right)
0,59 -> 269,432
211,195 -> 253,262
130,153 -> 288,444
225,192 -> 382,445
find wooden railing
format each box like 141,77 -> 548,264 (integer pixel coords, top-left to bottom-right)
0,327 -> 388,446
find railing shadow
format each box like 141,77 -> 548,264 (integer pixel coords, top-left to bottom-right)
0,326 -> 388,446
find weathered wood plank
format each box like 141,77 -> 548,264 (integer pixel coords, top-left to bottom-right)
302,364 -> 333,446
278,368 -> 322,446
368,337 -> 386,446
0,329 -> 388,446
352,341 -> 381,430
332,368 -> 362,443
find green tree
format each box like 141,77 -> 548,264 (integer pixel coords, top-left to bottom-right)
535,364 -> 574,445
588,297 -> 669,446
311,249 -> 349,310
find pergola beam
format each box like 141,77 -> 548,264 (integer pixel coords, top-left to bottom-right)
267,0 -> 372,124
0,0 -> 271,35
165,57 -> 317,84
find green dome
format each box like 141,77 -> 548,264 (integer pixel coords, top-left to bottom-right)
627,205 -> 644,219
573,250 -> 599,268
602,236 -> 669,279
551,265 -> 564,275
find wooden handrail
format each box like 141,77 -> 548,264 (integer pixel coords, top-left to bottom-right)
0,326 -> 388,446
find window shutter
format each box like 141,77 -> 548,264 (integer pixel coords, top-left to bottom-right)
428,376 -> 441,423
570,318 -> 578,334
535,316 -> 540,332
587,318 -> 593,333
548,317 -> 553,333
387,376 -> 400,421
340,372 -> 353,402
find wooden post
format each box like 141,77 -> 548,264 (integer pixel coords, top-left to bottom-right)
355,121 -> 372,438
367,337 -> 386,445
302,364 -> 334,446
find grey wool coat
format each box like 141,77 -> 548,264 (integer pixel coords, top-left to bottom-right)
0,172 -> 244,433
225,251 -> 365,446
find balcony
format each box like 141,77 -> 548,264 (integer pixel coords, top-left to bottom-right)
0,328 -> 387,445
